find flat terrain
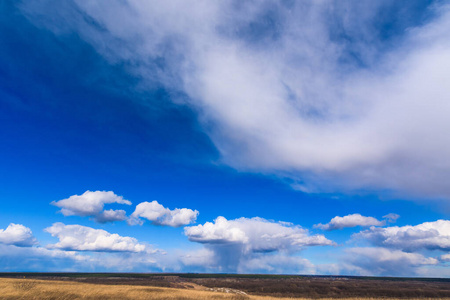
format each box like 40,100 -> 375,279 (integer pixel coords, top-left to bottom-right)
1,273 -> 450,299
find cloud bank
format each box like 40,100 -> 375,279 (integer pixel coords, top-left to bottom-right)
345,247 -> 439,276
0,243 -> 89,272
344,219 -> 450,276
354,220 -> 450,251
51,190 -> 131,223
129,201 -> 198,227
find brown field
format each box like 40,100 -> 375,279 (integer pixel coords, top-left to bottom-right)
0,278 -> 318,300
1,274 -> 449,300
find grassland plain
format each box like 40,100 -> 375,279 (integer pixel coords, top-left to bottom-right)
2,273 -> 450,299
2,277 -> 450,300
2,276 -> 450,300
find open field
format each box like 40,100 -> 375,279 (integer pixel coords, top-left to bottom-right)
1,278 -> 252,300
0,274 -> 449,299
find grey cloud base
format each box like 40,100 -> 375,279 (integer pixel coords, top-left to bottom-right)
184,216 -> 334,272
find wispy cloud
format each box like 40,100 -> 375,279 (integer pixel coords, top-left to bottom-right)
383,213 -> 400,223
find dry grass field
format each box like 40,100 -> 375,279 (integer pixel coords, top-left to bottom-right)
1,277 -> 449,300
2,278 -> 259,300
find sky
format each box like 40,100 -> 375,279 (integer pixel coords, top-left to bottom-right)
1,0 -> 450,277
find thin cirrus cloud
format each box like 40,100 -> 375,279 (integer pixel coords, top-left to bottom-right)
51,190 -> 131,223
44,222 -> 149,253
314,213 -> 395,231
128,201 -> 198,227
184,216 -> 334,272
353,219 -> 450,251
0,223 -> 37,247
19,1 -> 450,200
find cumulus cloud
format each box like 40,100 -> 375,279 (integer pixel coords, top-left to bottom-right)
44,222 -> 149,252
354,220 -> 450,251
129,201 -> 198,227
345,247 -> 438,276
314,214 -> 385,231
185,216 -> 334,272
51,190 -> 131,223
186,216 -> 334,249
0,223 -> 37,247
18,1 -> 450,201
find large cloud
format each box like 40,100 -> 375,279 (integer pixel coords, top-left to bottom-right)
19,1 -> 450,200
129,201 -> 198,227
354,220 -> 450,251
314,213 -> 386,231
51,191 -> 131,223
0,223 -> 37,247
345,247 -> 438,276
44,222 -> 148,252
184,216 -> 334,272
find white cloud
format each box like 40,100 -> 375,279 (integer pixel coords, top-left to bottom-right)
19,2 -> 450,201
186,216 -> 334,249
44,222 -> 148,252
314,213 -> 385,231
354,220 -> 450,251
185,216 -> 334,272
345,247 -> 438,276
129,201 -> 198,227
185,216 -> 247,244
0,223 -> 37,247
51,190 -> 131,223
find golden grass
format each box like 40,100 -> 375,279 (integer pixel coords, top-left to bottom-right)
0,278 -> 448,300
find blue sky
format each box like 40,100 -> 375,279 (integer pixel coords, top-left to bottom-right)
1,0 -> 450,276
